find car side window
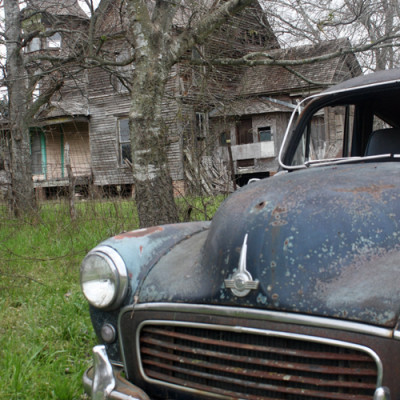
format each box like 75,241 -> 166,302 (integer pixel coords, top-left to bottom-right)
291,105 -> 355,166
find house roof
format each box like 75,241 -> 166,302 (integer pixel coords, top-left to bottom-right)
26,0 -> 88,19
239,39 -> 361,97
36,99 -> 89,122
210,97 -> 294,117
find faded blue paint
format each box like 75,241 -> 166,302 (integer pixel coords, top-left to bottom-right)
97,222 -> 210,303
138,162 -> 400,328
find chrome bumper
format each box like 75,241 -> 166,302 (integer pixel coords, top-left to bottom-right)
83,345 -> 150,400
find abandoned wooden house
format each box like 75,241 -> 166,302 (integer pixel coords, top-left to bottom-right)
0,0 -> 362,199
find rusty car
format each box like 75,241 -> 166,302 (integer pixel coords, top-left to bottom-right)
81,68 -> 400,399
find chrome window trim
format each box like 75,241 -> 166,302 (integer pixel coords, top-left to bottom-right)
134,319 -> 383,399
120,302 -> 394,339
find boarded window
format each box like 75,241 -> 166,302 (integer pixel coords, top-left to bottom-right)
118,118 -> 131,165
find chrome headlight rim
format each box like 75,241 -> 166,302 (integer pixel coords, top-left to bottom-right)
80,245 -> 128,310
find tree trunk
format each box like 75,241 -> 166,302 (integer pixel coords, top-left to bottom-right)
4,0 -> 36,216
130,58 -> 179,227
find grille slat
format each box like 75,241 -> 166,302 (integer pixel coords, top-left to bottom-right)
142,349 -> 376,390
141,336 -> 376,376
144,327 -> 372,362
138,323 -> 379,400
145,368 -> 373,400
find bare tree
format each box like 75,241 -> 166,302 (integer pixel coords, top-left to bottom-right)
264,0 -> 400,71
84,0 -> 254,227
2,0 -> 87,216
4,0 -> 37,215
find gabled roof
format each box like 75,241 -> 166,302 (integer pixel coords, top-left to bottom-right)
26,0 -> 88,19
239,39 -> 361,96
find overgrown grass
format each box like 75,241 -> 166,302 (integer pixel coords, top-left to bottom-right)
0,196 -> 224,399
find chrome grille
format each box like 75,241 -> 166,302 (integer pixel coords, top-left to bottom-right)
138,322 -> 379,400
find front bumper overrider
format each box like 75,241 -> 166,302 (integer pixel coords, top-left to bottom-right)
83,345 -> 149,400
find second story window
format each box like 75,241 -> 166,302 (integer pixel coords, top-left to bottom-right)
195,112 -> 208,139
26,37 -> 41,53
47,32 -> 61,49
118,118 -> 131,166
114,49 -> 134,93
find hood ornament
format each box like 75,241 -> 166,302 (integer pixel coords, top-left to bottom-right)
224,234 -> 259,297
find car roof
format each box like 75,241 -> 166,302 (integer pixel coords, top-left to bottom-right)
323,68 -> 400,94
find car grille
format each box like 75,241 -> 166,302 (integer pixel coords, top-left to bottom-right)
138,322 -> 379,400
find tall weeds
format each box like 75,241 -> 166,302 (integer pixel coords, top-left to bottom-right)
0,195 -> 223,399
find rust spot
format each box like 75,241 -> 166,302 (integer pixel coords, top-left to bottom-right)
114,226 -> 163,239
336,184 -> 394,201
139,245 -> 143,254
255,201 -> 266,210
271,220 -> 288,227
272,206 -> 287,216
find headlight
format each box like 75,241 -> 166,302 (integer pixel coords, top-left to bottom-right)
80,246 -> 128,309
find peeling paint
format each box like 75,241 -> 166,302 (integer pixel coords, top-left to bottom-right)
114,226 -> 163,239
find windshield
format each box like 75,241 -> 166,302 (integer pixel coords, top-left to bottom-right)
291,104 -> 356,166
280,86 -> 400,169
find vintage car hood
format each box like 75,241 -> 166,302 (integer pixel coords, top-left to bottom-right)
140,162 -> 400,328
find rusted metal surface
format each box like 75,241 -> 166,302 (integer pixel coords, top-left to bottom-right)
113,226 -> 164,240
137,323 -> 378,400
84,365 -> 151,400
137,162 -> 400,328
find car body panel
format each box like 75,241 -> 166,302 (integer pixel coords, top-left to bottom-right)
139,162 -> 400,327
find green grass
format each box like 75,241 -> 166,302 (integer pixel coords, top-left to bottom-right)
0,197 -> 224,399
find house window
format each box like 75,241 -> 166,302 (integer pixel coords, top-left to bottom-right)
236,118 -> 253,145
31,129 -> 46,175
258,126 -> 273,142
220,132 -> 229,146
237,159 -> 255,167
196,112 -> 208,139
118,118 -> 131,165
114,49 -> 134,93
0,130 -> 10,171
47,32 -> 61,48
25,37 -> 41,53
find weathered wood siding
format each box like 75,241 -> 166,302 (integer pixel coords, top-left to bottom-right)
88,59 -> 186,186
63,122 -> 91,176
86,2 -> 279,188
